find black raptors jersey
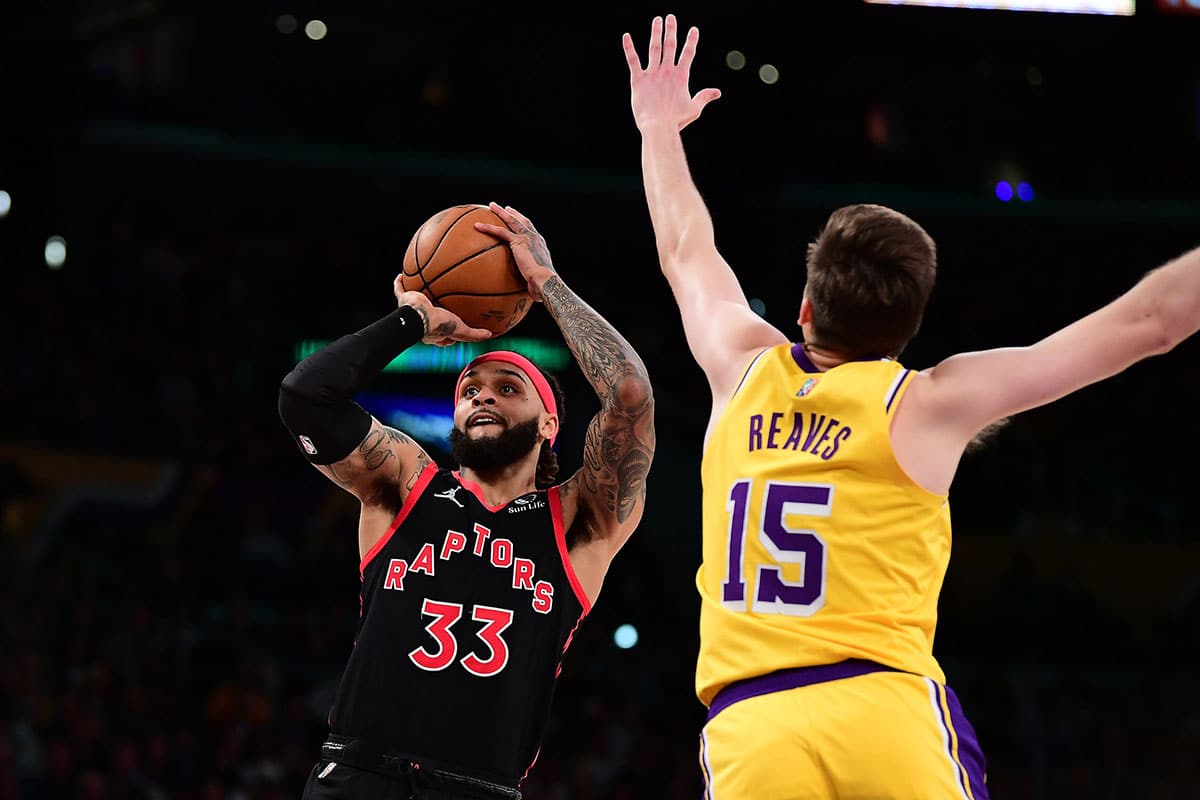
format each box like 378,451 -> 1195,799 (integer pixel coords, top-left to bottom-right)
327,465 -> 589,786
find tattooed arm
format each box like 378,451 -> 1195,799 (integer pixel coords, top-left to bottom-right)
543,276 -> 655,546
475,204 -> 656,574
280,286 -> 490,562
312,288 -> 480,511
316,420 -> 434,512
311,417 -> 436,564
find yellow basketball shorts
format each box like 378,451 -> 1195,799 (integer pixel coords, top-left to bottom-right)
699,660 -> 987,800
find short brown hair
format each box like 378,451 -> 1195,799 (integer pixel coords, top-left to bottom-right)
805,204 -> 937,358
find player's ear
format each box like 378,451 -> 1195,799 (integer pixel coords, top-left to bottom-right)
798,293 -> 814,326
540,413 -> 559,444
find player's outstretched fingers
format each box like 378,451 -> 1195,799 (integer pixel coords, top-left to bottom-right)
622,32 -> 642,74
454,323 -> 493,342
487,202 -> 520,232
647,16 -> 663,69
504,205 -> 535,230
663,14 -> 678,65
678,25 -> 700,73
474,221 -> 514,241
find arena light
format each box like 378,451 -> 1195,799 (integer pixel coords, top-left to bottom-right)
356,394 -> 455,450
1017,182 -> 1035,202
45,236 -> 67,269
304,19 -> 328,40
758,64 -> 780,85
613,624 -> 639,649
1154,0 -> 1200,15
864,0 -> 1135,14
994,181 -> 1015,202
725,51 -> 746,71
749,297 -> 767,317
276,14 -> 297,35
0,190 -> 10,218
294,338 -> 572,373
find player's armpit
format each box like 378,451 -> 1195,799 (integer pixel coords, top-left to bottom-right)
317,417 -> 434,510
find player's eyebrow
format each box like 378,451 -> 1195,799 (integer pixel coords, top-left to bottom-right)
495,368 -> 530,384
462,368 -> 529,385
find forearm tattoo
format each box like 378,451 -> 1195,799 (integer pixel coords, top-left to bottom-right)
411,304 -> 455,339
541,276 -> 655,523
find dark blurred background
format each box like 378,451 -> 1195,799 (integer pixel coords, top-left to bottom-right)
2,1 -> 1199,798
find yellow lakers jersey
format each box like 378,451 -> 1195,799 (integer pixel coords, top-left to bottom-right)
696,343 -> 950,706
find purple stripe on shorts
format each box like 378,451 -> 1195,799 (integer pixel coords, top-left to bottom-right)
944,685 -> 989,800
932,684 -> 971,799
698,729 -> 714,800
707,659 -> 897,722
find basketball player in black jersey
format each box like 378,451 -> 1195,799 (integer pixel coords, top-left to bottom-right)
278,203 -> 655,799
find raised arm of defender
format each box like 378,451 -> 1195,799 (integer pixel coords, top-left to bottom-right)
624,15 -> 787,409
476,204 -> 655,602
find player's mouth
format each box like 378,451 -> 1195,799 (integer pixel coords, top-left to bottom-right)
467,411 -> 507,430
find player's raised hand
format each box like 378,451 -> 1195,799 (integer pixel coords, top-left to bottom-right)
473,202 -> 557,302
393,282 -> 493,345
623,14 -> 721,134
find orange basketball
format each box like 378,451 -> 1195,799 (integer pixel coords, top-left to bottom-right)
400,204 -> 532,335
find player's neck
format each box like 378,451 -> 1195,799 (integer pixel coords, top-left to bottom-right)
458,463 -> 539,506
802,342 -> 850,372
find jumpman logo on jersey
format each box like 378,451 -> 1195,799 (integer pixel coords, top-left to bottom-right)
434,486 -> 465,508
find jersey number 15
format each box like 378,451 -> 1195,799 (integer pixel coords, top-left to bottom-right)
722,480 -> 832,616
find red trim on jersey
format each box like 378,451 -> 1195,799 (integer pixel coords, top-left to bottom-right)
521,746 -> 542,783
524,608 -> 588,782
359,462 -> 438,577
548,485 -> 591,615
450,471 -> 510,512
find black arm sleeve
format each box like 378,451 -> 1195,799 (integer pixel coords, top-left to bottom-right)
278,305 -> 425,465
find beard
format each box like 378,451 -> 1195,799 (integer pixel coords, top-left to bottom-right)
449,417 -> 542,473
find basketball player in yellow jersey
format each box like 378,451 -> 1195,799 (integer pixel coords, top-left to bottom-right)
624,14 -> 1200,800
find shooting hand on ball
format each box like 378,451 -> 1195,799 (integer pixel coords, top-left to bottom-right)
393,282 -> 493,346
473,202 -> 557,303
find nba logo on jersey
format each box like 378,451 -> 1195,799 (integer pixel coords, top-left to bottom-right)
796,378 -> 819,398
299,435 -> 318,455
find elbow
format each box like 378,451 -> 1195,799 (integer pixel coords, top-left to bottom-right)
280,365 -> 308,399
608,370 -> 654,417
657,249 -> 682,281
656,220 -> 715,273
280,361 -> 335,406
1154,283 -> 1199,353
1147,319 -> 1176,357
1143,301 -> 1186,356
278,369 -> 315,423
655,236 -> 683,276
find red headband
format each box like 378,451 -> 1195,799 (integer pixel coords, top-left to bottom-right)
454,351 -> 558,445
